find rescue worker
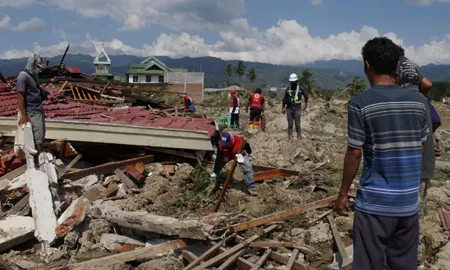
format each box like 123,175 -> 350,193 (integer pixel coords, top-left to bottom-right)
183,94 -> 195,112
229,89 -> 240,129
210,131 -> 257,196
282,73 -> 308,141
247,88 -> 264,130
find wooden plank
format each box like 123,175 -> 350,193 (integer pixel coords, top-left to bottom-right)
250,249 -> 272,270
182,250 -> 198,263
249,242 -> 294,248
0,165 -> 26,181
74,86 -> 82,99
217,249 -> 246,270
86,91 -> 93,100
232,195 -> 338,232
218,247 -> 255,270
191,225 -> 277,270
286,249 -> 299,270
63,155 -> 154,180
56,239 -> 187,270
80,87 -> 88,100
7,194 -> 29,216
327,215 -> 352,268
57,154 -> 82,179
182,243 -> 222,270
100,81 -> 110,95
270,251 -> 309,270
214,158 -> 238,212
70,84 -> 76,99
59,81 -> 68,92
114,169 -> 137,189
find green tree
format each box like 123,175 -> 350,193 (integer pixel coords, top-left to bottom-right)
246,67 -> 257,83
224,63 -> 233,78
347,77 -> 366,96
234,61 -> 246,78
298,69 -> 314,95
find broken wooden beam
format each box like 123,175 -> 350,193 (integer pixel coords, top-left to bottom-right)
232,195 -> 338,232
439,208 -> 450,231
63,155 -> 154,180
97,204 -> 211,240
249,241 -> 294,248
217,249 -> 246,270
327,215 -> 352,268
191,225 -> 277,270
270,251 -> 309,270
251,249 -> 272,270
214,158 -> 239,212
57,239 -> 188,270
0,216 -> 35,253
183,242 -> 223,270
0,165 -> 26,181
114,169 -> 137,189
7,194 -> 29,216
286,249 -> 300,270
58,154 -> 82,179
254,169 -> 299,182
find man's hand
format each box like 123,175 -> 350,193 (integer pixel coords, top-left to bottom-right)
19,114 -> 29,125
282,108 -> 286,114
334,193 -> 350,216
435,143 -> 441,157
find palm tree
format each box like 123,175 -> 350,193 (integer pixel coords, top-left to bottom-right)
298,69 -> 314,95
246,67 -> 257,83
234,61 -> 246,79
347,77 -> 366,96
224,63 -> 233,78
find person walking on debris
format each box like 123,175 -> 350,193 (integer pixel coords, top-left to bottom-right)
247,88 -> 265,130
210,130 -> 257,196
282,73 -> 308,141
229,89 -> 240,129
16,54 -> 49,159
397,53 -> 442,267
183,94 -> 196,112
335,37 -> 430,270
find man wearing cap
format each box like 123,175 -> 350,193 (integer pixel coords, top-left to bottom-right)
282,73 -> 308,141
229,89 -> 240,129
211,131 -> 257,196
16,54 -> 49,158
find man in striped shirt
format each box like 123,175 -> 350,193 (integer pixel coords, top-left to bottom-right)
335,37 -> 429,269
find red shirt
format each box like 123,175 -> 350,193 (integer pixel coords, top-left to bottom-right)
249,93 -> 263,109
219,135 -> 244,162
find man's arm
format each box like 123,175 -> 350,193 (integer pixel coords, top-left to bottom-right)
419,77 -> 432,96
244,142 -> 252,155
16,74 -> 29,125
231,97 -> 237,114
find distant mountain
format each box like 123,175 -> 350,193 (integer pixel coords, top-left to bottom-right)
1,55 -> 449,89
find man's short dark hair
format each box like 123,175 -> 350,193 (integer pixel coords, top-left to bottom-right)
361,37 -> 405,75
256,88 -> 262,93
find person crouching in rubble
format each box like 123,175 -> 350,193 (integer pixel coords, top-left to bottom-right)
16,54 -> 49,163
209,130 -> 257,196
183,94 -> 196,112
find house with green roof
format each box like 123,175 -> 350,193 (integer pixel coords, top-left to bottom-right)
126,56 -> 205,102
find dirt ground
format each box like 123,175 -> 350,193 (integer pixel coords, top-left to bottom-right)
1,95 -> 450,269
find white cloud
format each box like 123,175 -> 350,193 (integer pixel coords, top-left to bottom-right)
312,0 -> 322,6
0,0 -> 36,8
1,20 -> 450,66
0,15 -> 46,32
406,0 -> 450,5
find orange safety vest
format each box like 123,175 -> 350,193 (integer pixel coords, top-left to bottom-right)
249,93 -> 263,109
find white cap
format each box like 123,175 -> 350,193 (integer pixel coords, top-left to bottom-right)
289,73 -> 298,82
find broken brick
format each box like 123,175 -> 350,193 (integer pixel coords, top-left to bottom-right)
56,197 -> 91,238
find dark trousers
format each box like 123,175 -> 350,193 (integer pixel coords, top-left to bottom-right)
287,107 -> 301,136
353,209 -> 419,270
230,114 -> 239,128
249,108 -> 262,125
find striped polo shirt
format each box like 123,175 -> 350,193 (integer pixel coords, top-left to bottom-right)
348,85 -> 429,217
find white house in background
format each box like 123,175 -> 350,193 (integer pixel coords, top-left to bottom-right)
126,56 -> 187,84
92,47 -> 113,81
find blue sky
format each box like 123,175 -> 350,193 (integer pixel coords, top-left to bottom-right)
0,0 -> 449,65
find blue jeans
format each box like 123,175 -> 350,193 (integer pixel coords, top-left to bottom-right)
213,154 -> 255,190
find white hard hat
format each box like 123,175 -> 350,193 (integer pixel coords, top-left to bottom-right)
289,73 -> 298,82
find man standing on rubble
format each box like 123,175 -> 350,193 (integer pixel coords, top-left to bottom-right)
16,54 -> 48,158
247,88 -> 264,130
335,37 -> 429,269
229,89 -> 240,129
210,131 -> 257,196
282,73 -> 308,141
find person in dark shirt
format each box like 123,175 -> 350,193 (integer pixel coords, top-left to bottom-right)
229,89 -> 240,129
282,73 -> 309,141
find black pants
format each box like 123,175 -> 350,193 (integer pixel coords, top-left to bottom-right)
230,114 -> 239,128
249,108 -> 262,125
287,107 -> 301,136
353,209 -> 419,270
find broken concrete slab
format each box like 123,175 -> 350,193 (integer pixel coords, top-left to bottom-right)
100,233 -> 145,253
83,186 -> 102,203
102,183 -> 119,197
56,197 -> 91,238
26,168 -> 58,244
96,204 -> 211,240
71,175 -> 99,189
0,216 -> 35,252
